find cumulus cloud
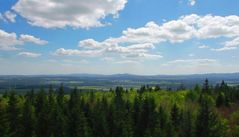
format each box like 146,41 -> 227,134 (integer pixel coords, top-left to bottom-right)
4,11 -> 16,23
188,0 -> 196,6
0,13 -> 4,21
18,52 -> 41,58
0,29 -> 23,50
55,14 -> 239,60
198,45 -> 209,49
0,29 -> 48,50
224,37 -> 239,47
19,34 -> 48,45
0,11 -> 16,23
12,0 -> 127,28
78,39 -> 102,49
54,48 -> 103,57
55,42 -> 162,60
89,14 -> 239,47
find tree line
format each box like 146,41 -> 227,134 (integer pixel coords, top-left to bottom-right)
0,79 -> 239,137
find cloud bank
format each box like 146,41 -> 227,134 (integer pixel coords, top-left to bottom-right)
55,14 -> 239,60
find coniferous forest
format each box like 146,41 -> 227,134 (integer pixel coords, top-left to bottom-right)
0,79 -> 239,137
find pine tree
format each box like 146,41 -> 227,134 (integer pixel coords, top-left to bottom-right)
219,81 -> 230,107
155,85 -> 161,91
153,106 -> 168,137
67,88 -> 92,137
54,84 -> 66,137
208,112 -> 227,137
196,97 -> 227,137
136,97 -> 154,137
54,105 -> 66,137
22,92 -> 36,137
35,88 -> 50,137
48,85 -> 56,137
0,97 -> 8,137
7,91 -> 21,137
57,84 -> 65,107
181,110 -> 194,137
202,79 -> 210,94
196,98 -> 210,137
122,101 -> 133,137
171,103 -> 180,129
216,92 -> 224,108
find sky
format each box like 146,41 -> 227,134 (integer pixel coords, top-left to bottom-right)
0,0 -> 239,75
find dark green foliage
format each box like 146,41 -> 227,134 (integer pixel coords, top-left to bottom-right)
181,110 -> 194,137
171,103 -> 181,129
216,92 -> 224,107
155,85 -> 161,91
21,91 -> 36,137
202,79 -> 210,94
0,97 -> 8,137
196,97 -> 227,137
35,88 -> 50,137
7,91 -> 21,137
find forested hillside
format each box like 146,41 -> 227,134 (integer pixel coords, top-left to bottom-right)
0,79 -> 239,137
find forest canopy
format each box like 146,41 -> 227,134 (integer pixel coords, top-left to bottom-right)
0,80 -> 239,137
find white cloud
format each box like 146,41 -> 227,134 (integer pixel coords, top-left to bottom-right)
94,14 -> 239,46
0,13 -> 5,21
0,11 -> 16,23
0,29 -> 23,50
18,52 -> 41,58
195,15 -> 239,39
19,34 -> 48,45
188,0 -> 196,6
55,14 -> 239,60
62,59 -> 89,64
101,57 -> 115,62
163,59 -> 218,66
13,0 -> 127,28
224,37 -> 239,47
4,11 -> 16,23
78,39 -> 102,49
115,60 -> 140,64
56,42 -> 162,60
0,29 -> 48,50
198,45 -> 209,49
54,48 -> 103,57
211,47 -> 237,51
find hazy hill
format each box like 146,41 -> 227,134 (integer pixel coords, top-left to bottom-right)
0,73 -> 239,92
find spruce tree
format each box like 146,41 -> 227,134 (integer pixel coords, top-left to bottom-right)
54,85 -> 66,137
7,91 -> 21,137
35,88 -> 50,137
202,79 -> 210,94
22,92 -> 36,137
67,88 -> 92,137
0,97 -> 8,137
171,103 -> 180,129
216,92 -> 224,108
181,110 -> 194,137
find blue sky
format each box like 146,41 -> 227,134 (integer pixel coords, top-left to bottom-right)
0,0 -> 239,75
